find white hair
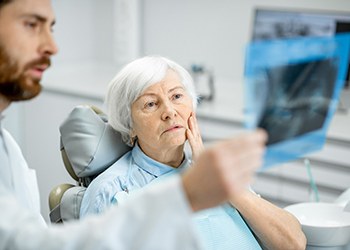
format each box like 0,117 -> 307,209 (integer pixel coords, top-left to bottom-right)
105,55 -> 198,146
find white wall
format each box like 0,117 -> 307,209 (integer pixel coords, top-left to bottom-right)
142,0 -> 350,82
51,0 -> 115,64
51,0 -> 139,67
50,0 -> 350,82
2,103 -> 25,149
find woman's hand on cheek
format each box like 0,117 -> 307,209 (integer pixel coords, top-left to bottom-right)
186,112 -> 204,161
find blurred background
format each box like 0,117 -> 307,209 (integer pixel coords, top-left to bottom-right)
3,0 -> 350,222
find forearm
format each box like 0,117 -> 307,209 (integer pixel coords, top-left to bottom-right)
1,176 -> 202,250
230,190 -> 306,250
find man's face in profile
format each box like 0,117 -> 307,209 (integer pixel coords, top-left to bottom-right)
0,41 -> 49,101
0,0 -> 57,101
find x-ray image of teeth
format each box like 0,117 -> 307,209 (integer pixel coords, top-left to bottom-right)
244,34 -> 350,169
258,58 -> 337,145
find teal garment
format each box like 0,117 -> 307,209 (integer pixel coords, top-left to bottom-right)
157,170 -> 262,250
193,205 -> 261,250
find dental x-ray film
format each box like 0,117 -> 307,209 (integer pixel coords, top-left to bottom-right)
244,34 -> 350,169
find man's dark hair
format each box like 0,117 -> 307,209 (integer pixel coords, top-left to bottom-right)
0,0 -> 13,9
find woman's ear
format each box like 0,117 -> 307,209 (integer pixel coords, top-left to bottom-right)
130,128 -> 136,138
129,129 -> 137,146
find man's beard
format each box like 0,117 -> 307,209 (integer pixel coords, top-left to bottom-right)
0,44 -> 50,101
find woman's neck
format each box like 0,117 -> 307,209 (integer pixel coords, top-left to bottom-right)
138,143 -> 185,168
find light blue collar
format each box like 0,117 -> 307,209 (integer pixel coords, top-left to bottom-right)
131,143 -> 190,178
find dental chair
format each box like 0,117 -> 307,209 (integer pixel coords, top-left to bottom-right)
48,105 -> 131,223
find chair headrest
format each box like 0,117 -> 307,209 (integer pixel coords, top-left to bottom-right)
60,105 -> 131,180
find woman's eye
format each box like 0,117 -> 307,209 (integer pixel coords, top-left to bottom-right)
145,101 -> 157,109
173,93 -> 183,100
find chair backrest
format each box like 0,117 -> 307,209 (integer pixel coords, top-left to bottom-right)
49,105 -> 131,223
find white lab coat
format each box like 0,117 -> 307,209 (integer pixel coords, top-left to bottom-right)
0,127 -> 202,250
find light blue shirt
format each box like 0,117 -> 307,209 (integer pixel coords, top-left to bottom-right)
80,143 -> 262,250
80,143 -> 190,216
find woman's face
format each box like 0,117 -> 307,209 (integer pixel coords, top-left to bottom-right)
131,70 -> 193,156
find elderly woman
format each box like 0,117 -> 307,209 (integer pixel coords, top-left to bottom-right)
80,56 -> 306,250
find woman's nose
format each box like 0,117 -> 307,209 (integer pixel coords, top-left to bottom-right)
161,101 -> 177,120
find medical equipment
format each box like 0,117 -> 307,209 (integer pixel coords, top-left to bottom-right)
285,187 -> 350,249
335,188 -> 350,212
285,202 -> 350,248
251,7 -> 350,104
304,159 -> 320,202
189,64 -> 215,103
49,105 -> 131,223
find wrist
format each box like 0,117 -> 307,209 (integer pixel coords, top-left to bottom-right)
181,172 -> 201,212
229,188 -> 255,209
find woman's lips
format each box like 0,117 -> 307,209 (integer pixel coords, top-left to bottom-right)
163,125 -> 184,133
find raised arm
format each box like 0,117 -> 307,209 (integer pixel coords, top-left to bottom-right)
183,129 -> 267,211
186,112 -> 204,161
